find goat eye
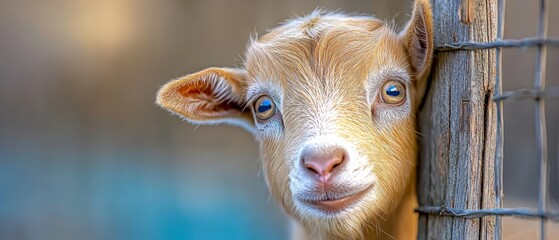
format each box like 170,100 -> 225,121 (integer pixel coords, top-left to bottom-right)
254,95 -> 276,120
380,80 -> 406,104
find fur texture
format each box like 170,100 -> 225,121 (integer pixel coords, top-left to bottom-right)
156,1 -> 433,239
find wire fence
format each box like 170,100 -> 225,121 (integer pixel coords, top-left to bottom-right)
415,0 -> 558,239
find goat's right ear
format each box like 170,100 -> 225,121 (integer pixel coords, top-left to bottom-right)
156,67 -> 254,132
399,0 -> 434,110
399,0 -> 434,81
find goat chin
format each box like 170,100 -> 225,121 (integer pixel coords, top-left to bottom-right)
290,171 -> 418,240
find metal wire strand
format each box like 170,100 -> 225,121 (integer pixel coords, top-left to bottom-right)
534,0 -> 549,239
493,87 -> 559,101
493,0 -> 506,239
416,206 -> 559,221
435,37 -> 559,52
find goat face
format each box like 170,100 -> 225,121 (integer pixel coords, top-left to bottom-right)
156,0 -> 432,238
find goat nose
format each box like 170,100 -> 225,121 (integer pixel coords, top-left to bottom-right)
301,146 -> 346,176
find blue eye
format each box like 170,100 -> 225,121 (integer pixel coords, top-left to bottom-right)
386,85 -> 400,97
381,80 -> 406,104
257,99 -> 272,113
254,95 -> 276,120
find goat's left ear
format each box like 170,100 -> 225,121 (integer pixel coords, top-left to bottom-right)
399,0 -> 434,83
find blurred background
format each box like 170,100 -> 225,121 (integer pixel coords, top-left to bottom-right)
0,0 -> 556,239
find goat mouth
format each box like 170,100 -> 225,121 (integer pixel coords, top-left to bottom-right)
299,185 -> 373,212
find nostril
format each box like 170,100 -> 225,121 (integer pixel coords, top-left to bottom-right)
329,156 -> 344,172
332,156 -> 343,169
303,160 -> 321,175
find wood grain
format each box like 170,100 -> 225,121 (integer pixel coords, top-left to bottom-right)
417,0 -> 498,239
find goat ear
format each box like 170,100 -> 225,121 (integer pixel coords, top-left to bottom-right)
156,67 -> 254,132
399,0 -> 434,81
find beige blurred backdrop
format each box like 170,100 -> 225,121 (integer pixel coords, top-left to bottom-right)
0,0 -> 557,239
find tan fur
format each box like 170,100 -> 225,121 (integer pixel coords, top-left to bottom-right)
156,1 -> 433,239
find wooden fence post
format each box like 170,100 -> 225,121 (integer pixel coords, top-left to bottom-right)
417,0 -> 499,239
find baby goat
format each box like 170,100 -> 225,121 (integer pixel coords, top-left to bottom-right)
156,0 -> 433,239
